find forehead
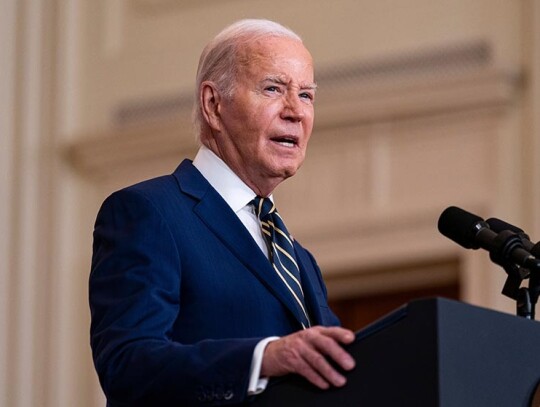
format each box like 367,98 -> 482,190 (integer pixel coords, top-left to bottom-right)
236,36 -> 314,82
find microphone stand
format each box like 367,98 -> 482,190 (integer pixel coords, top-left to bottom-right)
500,258 -> 540,319
500,262 -> 532,318
516,287 -> 532,319
493,231 -> 540,319
526,242 -> 540,319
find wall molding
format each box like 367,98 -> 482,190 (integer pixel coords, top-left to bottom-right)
65,58 -> 519,180
129,0 -> 241,14
65,42 -> 522,309
110,41 -> 500,127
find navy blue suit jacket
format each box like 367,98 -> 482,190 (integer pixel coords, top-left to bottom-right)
89,159 -> 339,406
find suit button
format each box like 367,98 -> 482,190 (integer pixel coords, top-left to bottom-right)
223,390 -> 234,400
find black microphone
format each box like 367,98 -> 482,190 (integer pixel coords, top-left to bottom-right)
438,206 -> 539,270
486,217 -> 526,235
486,217 -> 535,251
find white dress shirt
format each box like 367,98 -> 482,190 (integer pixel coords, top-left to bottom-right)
192,145 -> 279,395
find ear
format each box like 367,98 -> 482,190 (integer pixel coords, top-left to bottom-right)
200,81 -> 222,132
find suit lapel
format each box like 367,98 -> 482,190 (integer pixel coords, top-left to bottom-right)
173,160 -> 307,328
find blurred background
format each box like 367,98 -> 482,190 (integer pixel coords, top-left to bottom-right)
2,0 -> 540,405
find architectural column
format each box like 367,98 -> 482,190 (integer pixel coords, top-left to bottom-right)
523,0 -> 540,238
0,0 -> 18,405
0,0 -> 88,405
1,0 -> 50,405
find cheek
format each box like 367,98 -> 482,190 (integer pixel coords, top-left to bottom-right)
304,109 -> 315,128
301,122 -> 314,145
234,112 -> 268,140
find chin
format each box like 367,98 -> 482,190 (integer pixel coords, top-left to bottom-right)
275,164 -> 301,180
265,158 -> 304,181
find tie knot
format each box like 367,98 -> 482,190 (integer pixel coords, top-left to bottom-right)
251,196 -> 275,220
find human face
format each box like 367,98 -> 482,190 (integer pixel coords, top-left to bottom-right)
209,36 -> 315,196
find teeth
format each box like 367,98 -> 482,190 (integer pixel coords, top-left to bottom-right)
272,137 -> 297,147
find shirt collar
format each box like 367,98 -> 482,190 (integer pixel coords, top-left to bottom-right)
192,145 -> 273,214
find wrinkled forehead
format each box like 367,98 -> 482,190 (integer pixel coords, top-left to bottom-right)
235,36 -> 314,79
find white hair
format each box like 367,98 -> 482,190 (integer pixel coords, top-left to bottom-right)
192,19 -> 303,139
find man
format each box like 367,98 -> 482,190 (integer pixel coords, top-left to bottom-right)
90,19 -> 355,406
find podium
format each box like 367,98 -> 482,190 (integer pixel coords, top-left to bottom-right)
253,298 -> 540,407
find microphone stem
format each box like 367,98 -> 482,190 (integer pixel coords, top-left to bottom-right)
517,288 -> 532,319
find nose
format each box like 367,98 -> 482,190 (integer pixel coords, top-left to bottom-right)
281,94 -> 305,122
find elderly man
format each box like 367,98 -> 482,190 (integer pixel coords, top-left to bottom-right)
90,19 -> 355,406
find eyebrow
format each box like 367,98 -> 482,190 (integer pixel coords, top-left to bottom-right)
263,76 -> 318,91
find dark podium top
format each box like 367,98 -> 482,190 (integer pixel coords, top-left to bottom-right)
253,297 -> 540,407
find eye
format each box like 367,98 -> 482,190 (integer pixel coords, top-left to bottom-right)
265,86 -> 280,93
299,92 -> 314,101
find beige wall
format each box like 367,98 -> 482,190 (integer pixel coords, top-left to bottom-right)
2,0 -> 540,406
80,0 -> 521,130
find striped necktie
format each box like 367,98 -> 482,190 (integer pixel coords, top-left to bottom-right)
252,196 -> 311,329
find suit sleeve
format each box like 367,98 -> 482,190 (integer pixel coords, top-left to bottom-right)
89,190 -> 261,406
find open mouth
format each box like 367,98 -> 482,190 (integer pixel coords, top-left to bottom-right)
270,136 -> 298,148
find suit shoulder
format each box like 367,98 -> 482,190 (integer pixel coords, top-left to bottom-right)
109,159 -> 197,204
109,174 -> 181,205
124,174 -> 177,196
98,173 -> 184,220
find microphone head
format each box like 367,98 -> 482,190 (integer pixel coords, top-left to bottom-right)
438,206 -> 486,249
